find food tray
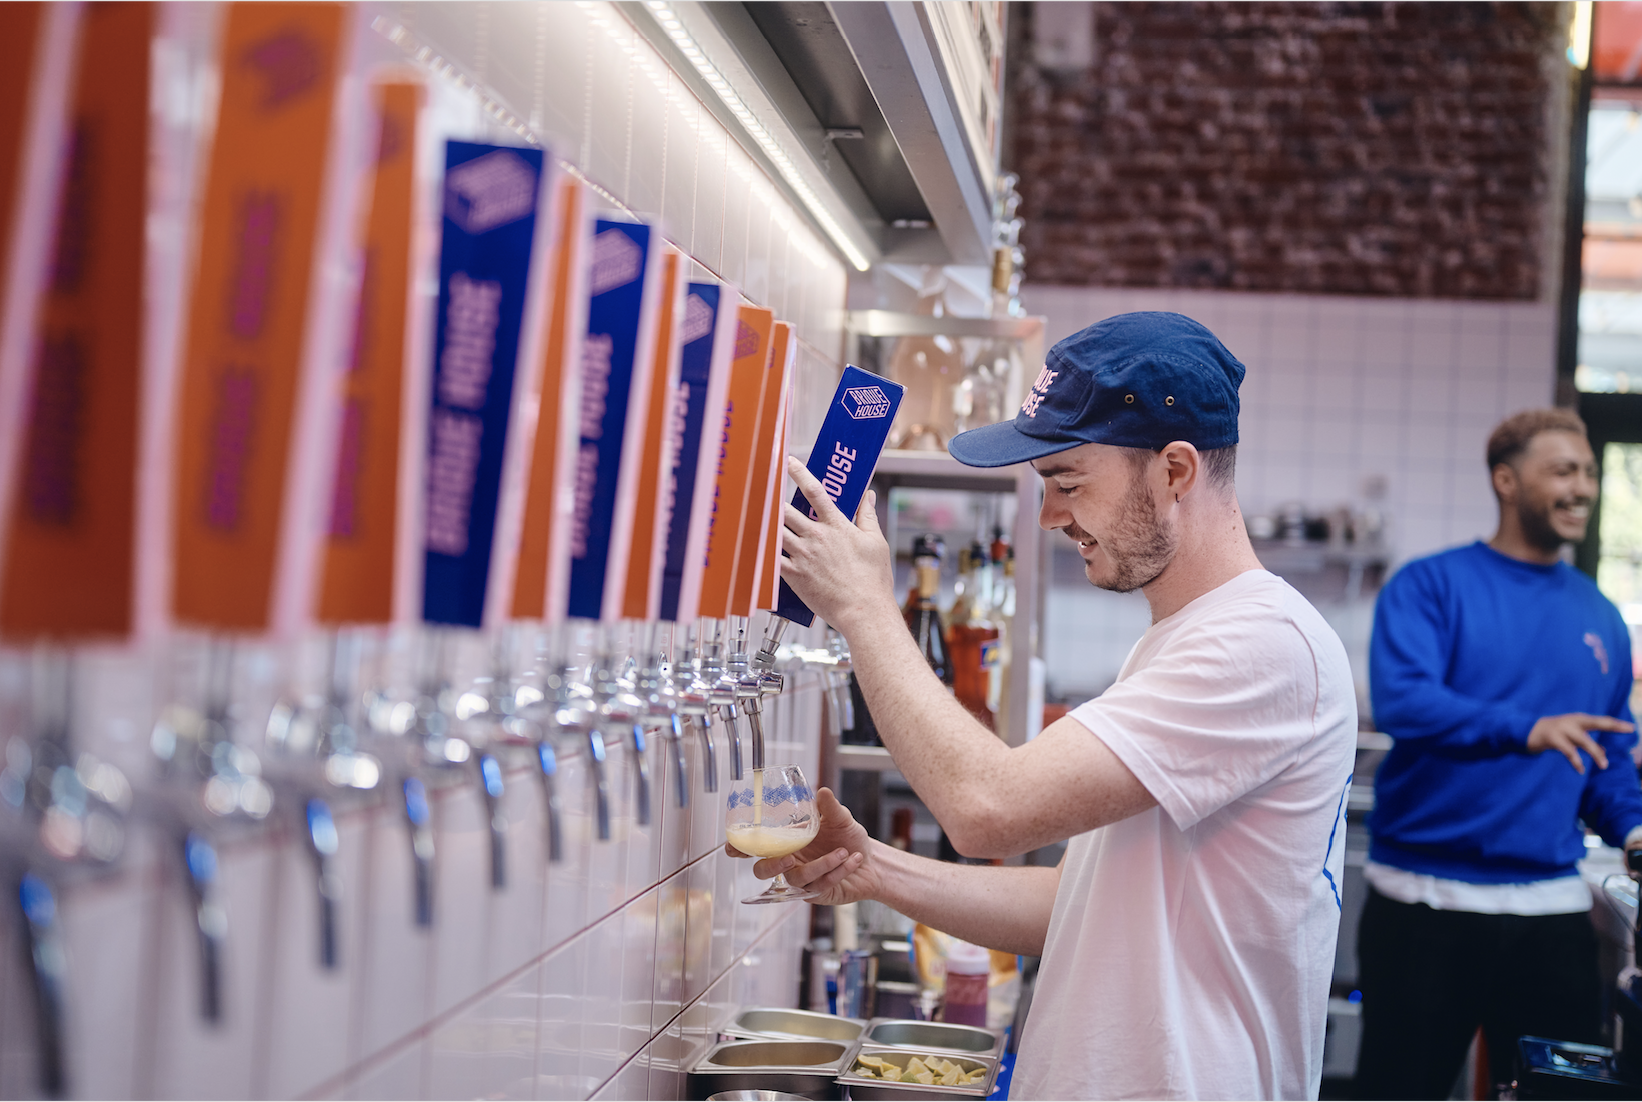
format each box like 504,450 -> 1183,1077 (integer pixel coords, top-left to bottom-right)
687,1038 -> 858,1100
863,1019 -> 1002,1059
835,1045 -> 998,1101
723,1006 -> 868,1044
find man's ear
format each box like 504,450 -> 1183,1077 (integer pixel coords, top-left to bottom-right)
1159,441 -> 1200,499
1491,462 -> 1518,503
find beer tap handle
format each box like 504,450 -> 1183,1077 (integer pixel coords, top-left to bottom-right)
478,753 -> 506,890
402,778 -> 435,927
588,728 -> 611,841
630,725 -> 652,828
694,716 -> 718,794
16,872 -> 67,1097
536,741 -> 563,863
721,705 -> 743,781
753,615 -> 790,671
744,703 -> 766,773
182,832 -> 226,1022
668,715 -> 688,808
304,799 -> 341,969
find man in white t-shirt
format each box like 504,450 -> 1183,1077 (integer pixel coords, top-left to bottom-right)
749,312 -> 1357,1100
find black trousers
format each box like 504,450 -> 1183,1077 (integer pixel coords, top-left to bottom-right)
1355,887 -> 1602,1100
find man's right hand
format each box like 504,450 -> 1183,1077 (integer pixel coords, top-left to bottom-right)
725,787 -> 878,906
1526,713 -> 1635,774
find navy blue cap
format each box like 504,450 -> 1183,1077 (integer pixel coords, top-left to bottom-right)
947,312 -> 1245,468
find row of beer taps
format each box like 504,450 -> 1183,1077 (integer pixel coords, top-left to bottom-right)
0,613 -> 853,1097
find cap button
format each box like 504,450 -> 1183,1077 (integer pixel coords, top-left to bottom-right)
1124,394 -> 1135,404
1165,396 -> 1175,406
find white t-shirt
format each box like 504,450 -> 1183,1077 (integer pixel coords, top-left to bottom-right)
1012,570 -> 1357,1101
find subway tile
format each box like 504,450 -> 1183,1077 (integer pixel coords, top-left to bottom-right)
708,849 -> 737,986
625,50 -> 670,219
687,720 -> 728,865
430,779 -> 492,1017
653,869 -> 689,1034
535,1 -> 592,157
477,3 -> 541,134
692,119 -> 729,276
646,1021 -> 691,1102
656,728 -> 692,882
590,1050 -> 650,1102
620,887 -> 660,1056
679,856 -> 716,1010
583,8 -> 634,200
720,152 -> 753,288
425,994 -> 497,1101
546,740 -> 594,952
346,1038 -> 424,1102
620,734 -> 663,904
659,73 -> 699,255
146,837 -> 277,1101
59,859 -> 152,1099
355,801 -> 435,1058
580,908 -> 626,1088
485,764 -> 550,984
258,809 -> 370,1100
536,939 -> 591,1101
743,185 -> 773,306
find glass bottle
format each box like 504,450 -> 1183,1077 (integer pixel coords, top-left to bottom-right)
948,542 -> 998,729
904,536 -> 952,686
989,547 -> 1016,724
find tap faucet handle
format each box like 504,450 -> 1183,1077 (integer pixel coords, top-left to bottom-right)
667,714 -> 689,808
536,741 -> 563,863
17,872 -> 67,1097
753,615 -> 790,672
587,727 -> 612,841
692,715 -> 718,794
182,832 -> 226,1022
629,725 -> 651,828
720,703 -> 744,781
402,778 -> 435,927
477,753 -> 507,890
304,799 -> 341,969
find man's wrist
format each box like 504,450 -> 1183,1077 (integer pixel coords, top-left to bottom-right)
1625,825 -> 1642,851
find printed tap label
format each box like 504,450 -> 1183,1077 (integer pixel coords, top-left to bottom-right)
0,4 -> 150,641
621,246 -> 685,621
563,218 -> 661,622
420,140 -> 545,627
774,364 -> 904,627
697,304 -> 774,620
732,320 -> 794,617
657,279 -> 735,624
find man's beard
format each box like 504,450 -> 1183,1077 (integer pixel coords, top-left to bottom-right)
1515,489 -> 1582,555
1071,476 -> 1177,593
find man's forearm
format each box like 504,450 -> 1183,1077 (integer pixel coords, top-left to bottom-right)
866,839 -> 1060,957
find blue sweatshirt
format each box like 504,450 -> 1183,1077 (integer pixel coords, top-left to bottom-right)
1368,541 -> 1640,883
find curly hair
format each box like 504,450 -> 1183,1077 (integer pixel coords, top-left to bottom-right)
1485,409 -> 1587,471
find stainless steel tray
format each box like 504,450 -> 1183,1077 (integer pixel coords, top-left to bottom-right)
836,1046 -> 998,1101
863,1019 -> 1002,1059
723,1006 -> 868,1044
687,1038 -> 858,1100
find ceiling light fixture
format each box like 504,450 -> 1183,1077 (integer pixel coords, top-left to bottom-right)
643,0 -> 872,272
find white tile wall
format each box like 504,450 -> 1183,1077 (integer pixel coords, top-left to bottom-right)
1023,285 -> 1559,714
0,1 -> 847,1098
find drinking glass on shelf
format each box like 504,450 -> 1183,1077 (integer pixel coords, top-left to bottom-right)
725,764 -> 820,904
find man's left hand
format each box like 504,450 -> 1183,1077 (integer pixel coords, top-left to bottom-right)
779,456 -> 898,634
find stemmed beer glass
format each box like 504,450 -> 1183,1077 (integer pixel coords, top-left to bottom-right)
725,764 -> 820,904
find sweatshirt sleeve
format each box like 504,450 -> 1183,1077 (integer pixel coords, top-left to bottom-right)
1579,627 -> 1642,846
1369,562 -> 1539,755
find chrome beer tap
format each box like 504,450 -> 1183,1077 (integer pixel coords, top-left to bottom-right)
701,619 -> 744,781
730,617 -> 768,773
590,627 -> 650,828
674,623 -> 718,794
636,623 -> 688,809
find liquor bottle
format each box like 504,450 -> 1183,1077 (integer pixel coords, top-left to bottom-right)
905,535 -> 952,686
948,542 -> 999,729
989,545 -> 1016,724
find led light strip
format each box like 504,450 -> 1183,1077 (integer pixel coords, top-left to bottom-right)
644,0 -> 873,272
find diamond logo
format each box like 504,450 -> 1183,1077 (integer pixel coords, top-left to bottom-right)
842,385 -> 891,420
589,228 -> 644,296
681,293 -> 715,344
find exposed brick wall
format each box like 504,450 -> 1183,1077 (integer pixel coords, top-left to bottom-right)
1007,2 -> 1563,299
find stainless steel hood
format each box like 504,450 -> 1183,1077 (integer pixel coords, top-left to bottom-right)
625,1 -> 1001,268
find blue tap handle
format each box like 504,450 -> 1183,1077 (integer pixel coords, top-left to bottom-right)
669,715 -> 688,809
478,753 -> 507,890
182,832 -> 225,1022
17,873 -> 67,1097
305,798 -> 341,969
403,778 -> 435,927
630,726 -> 651,828
537,741 -> 563,863
588,729 -> 611,841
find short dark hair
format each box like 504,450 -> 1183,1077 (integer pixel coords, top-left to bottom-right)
1123,444 -> 1237,490
1486,409 -> 1587,471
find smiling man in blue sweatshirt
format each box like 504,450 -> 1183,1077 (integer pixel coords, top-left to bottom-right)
1355,408 -> 1640,1099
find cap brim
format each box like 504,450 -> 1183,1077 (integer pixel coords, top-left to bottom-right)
947,420 -> 1078,468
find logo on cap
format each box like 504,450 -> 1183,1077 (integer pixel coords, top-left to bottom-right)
1020,367 -> 1059,418
843,386 -> 891,419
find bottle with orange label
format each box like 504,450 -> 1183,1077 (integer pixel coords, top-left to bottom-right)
947,541 -> 1000,729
